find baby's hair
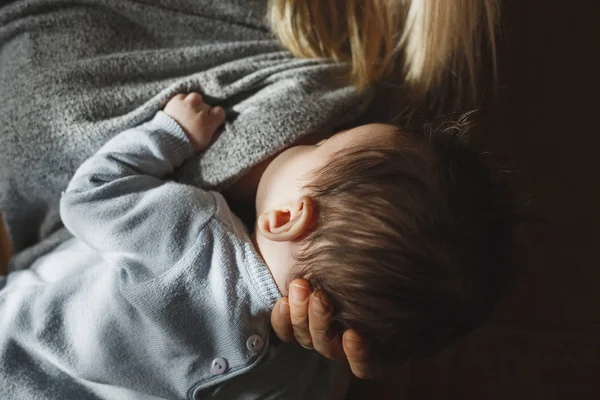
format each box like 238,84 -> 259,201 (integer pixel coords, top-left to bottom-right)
293,114 -> 517,372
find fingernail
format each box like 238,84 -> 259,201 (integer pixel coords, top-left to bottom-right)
290,284 -> 309,305
279,299 -> 290,316
312,294 -> 329,316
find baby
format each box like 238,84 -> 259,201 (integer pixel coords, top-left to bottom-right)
0,93 -> 515,399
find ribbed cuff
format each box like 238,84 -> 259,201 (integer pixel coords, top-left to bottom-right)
150,111 -> 195,166
246,254 -> 282,310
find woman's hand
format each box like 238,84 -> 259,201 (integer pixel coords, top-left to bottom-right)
271,278 -> 376,379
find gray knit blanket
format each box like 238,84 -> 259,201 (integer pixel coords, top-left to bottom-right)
0,0 -> 373,271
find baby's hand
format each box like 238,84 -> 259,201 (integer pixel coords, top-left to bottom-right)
164,93 -> 225,151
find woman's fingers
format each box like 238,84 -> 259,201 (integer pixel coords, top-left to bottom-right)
269,279 -> 312,347
309,291 -> 344,360
288,279 -> 313,348
343,329 -> 375,379
270,297 -> 295,343
270,280 -> 376,379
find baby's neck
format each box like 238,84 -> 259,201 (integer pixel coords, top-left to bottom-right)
223,157 -> 294,295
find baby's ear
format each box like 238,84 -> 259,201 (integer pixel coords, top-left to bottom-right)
257,196 -> 313,242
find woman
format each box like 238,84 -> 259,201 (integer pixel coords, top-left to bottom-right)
0,0 -> 499,385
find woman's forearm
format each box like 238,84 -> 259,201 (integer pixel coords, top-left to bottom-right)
0,211 -> 10,275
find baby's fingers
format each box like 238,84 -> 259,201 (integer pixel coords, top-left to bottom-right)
195,105 -> 225,134
209,106 -> 225,125
184,92 -> 203,107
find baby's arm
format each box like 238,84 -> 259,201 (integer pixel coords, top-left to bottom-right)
60,94 -> 224,277
0,97 -> 232,398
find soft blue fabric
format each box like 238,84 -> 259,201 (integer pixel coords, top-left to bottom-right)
0,113 -> 342,399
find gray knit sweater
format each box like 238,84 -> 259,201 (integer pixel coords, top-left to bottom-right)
0,0 -> 372,271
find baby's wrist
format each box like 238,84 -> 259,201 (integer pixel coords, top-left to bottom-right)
152,111 -> 197,160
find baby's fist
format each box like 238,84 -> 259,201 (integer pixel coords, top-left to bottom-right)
164,93 -> 225,151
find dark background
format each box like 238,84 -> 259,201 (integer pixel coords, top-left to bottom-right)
353,0 -> 600,398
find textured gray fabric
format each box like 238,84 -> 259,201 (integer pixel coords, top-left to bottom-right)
0,0 -> 372,271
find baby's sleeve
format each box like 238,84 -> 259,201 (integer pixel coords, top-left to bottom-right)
60,112 -> 216,279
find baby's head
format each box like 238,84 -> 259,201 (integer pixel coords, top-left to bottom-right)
254,117 -> 516,370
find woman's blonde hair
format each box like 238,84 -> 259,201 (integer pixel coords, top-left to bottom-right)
269,0 -> 499,95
